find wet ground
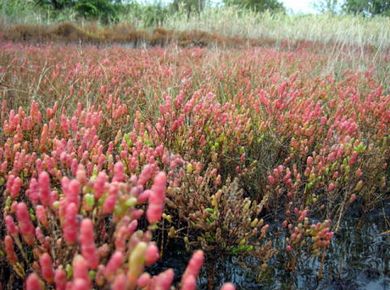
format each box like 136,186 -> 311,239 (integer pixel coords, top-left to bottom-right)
152,200 -> 390,290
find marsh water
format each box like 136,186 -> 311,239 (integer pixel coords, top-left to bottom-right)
152,201 -> 389,290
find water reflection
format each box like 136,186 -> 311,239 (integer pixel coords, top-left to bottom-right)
152,202 -> 389,289
196,202 -> 389,289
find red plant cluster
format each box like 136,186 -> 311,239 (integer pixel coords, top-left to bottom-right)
0,98 -> 234,289
0,41 -> 388,288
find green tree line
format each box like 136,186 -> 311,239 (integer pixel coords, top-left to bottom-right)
1,0 -> 389,25
318,0 -> 390,16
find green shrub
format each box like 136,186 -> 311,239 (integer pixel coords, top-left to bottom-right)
75,0 -> 119,23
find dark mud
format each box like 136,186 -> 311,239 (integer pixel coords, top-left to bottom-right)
154,201 -> 390,290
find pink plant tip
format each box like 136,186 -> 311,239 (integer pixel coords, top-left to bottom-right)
38,171 -> 51,206
55,267 -> 67,290
4,235 -> 17,264
145,243 -> 160,266
146,172 -> 166,224
5,215 -> 18,236
63,203 -> 78,245
138,164 -> 154,186
182,250 -> 204,285
72,255 -> 90,284
80,218 -> 99,269
181,275 -> 196,290
105,251 -> 124,278
16,202 -> 35,245
26,273 -> 42,290
72,279 -> 89,290
137,273 -> 151,288
93,171 -> 107,199
112,274 -> 127,290
36,205 -> 48,227
153,269 -> 174,290
39,253 -> 54,284
113,161 -> 125,182
221,283 -> 236,290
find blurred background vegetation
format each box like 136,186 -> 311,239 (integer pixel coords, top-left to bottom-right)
1,0 -> 389,26
1,0 -> 389,50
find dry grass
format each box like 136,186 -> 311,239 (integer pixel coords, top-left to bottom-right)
3,21 -> 388,54
163,8 -> 390,50
0,21 -> 322,49
0,22 -> 252,47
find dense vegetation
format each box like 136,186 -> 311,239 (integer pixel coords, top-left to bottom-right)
0,1 -> 389,290
1,39 -> 389,289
